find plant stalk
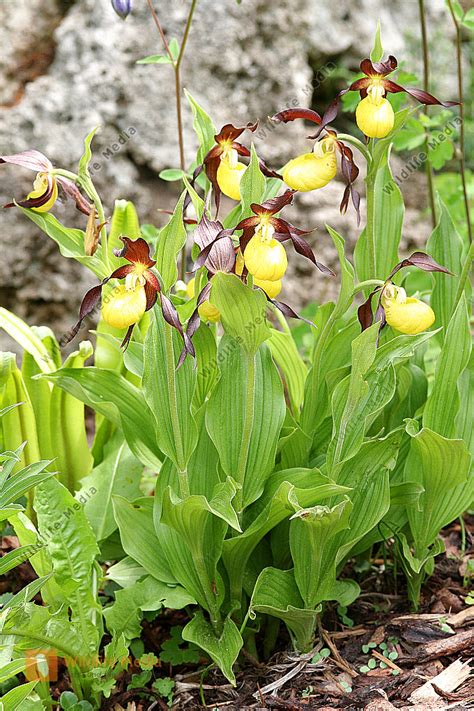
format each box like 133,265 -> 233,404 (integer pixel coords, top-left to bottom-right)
454,240 -> 474,308
447,0 -> 473,244
365,147 -> 377,279
418,0 -> 437,228
147,0 -> 199,280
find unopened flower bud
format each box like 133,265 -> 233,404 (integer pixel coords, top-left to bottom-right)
111,0 -> 133,19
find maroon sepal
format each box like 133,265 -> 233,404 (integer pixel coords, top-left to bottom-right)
307,101 -> 341,140
113,236 -> 156,267
286,228 -> 334,275
360,55 -> 398,77
272,108 -> 322,126
388,251 -> 452,280
144,279 -> 159,311
0,150 -> 52,172
358,290 -> 378,331
121,324 -> 135,349
253,189 -> 295,216
15,174 -> 56,210
259,160 -> 282,180
66,284 -> 104,343
57,177 -> 92,215
270,299 -> 317,329
382,80 -> 460,107
160,293 -> 195,362
337,140 -> 361,223
214,122 -> 258,144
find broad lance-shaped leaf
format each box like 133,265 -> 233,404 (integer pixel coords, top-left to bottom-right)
301,226 -> 355,438
19,208 -> 108,279
405,426 -> 473,555
79,433 -> 142,541
103,575 -> 195,644
49,340 -> 94,492
206,336 -> 285,509
0,459 -> 54,509
0,308 -> 56,374
33,477 -> 101,652
290,499 -> 352,608
155,191 -> 187,292
268,327 -> 307,414
354,142 -> 404,282
158,479 -> 240,620
427,198 -> 467,335
423,295 -> 470,438
143,307 -> 197,473
327,327 -> 438,471
210,273 -> 271,355
112,496 -> 176,584
106,556 -> 147,588
222,468 -> 350,606
250,568 -> 319,653
185,89 -> 217,164
240,144 -> 265,216
40,367 -> 162,471
192,323 -> 218,411
182,611 -> 242,686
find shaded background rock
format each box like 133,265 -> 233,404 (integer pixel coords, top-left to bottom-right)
0,0 -> 463,350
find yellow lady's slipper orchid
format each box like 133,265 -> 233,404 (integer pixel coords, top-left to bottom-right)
216,153 -> 246,201
26,172 -> 59,212
244,221 -> 288,281
186,278 -> 221,322
282,136 -> 337,192
101,283 -> 147,329
382,284 -> 435,335
253,277 -> 282,298
355,82 -> 394,138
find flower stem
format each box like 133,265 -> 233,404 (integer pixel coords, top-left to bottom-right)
336,133 -> 372,165
147,0 -> 199,281
365,139 -> 377,279
447,0 -> 473,244
235,352 -> 256,513
418,0 -> 437,228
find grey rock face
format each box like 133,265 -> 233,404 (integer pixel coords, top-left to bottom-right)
0,0 -> 456,347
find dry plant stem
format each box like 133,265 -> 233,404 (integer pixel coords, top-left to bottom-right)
147,0 -> 199,280
418,0 -> 437,228
447,0 -> 473,244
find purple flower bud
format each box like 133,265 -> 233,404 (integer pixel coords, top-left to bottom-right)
111,0 -> 133,19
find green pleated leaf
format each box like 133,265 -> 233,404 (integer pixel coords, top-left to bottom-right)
40,367 -> 162,470
423,296 -> 471,438
155,192 -> 187,292
104,575 -> 195,644
206,337 -> 285,509
222,468 -> 349,606
427,198 -> 466,334
0,459 -> 54,508
210,273 -> 271,355
268,328 -> 307,413
191,323 -> 218,410
0,546 -> 38,575
143,307 -> 197,473
18,208 -> 108,279
79,434 -> 142,541
250,568 -> 319,653
290,499 -> 352,608
185,90 -> 217,164
182,611 -> 242,685
300,227 -> 355,437
113,496 -> 175,583
405,426 -> 473,554
240,144 -> 265,216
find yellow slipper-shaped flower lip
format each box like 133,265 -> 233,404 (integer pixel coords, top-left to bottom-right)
101,283 -> 147,329
253,277 -> 282,299
216,160 -> 246,201
282,151 -> 337,192
244,234 -> 288,281
382,286 -> 435,335
355,96 -> 394,139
